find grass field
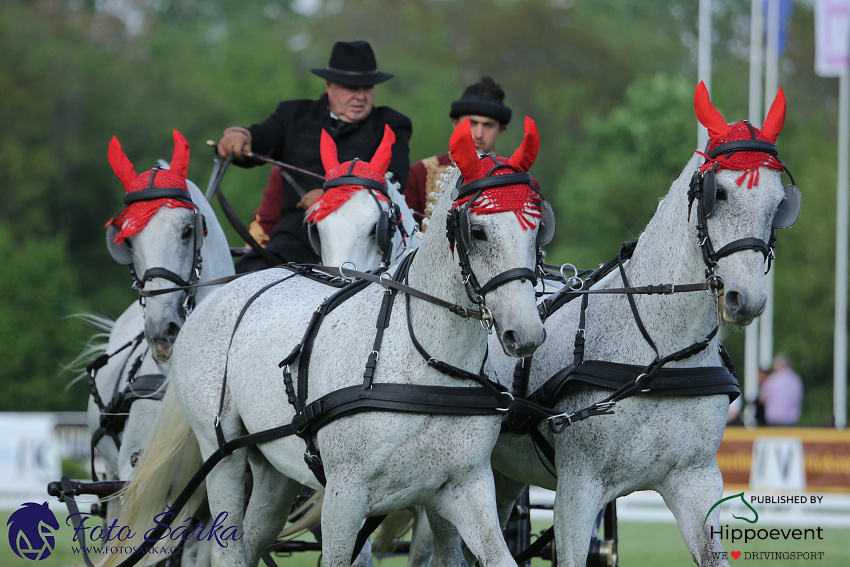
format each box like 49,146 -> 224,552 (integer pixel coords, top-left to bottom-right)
4,512 -> 849,566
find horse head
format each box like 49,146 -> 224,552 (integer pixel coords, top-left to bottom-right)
306,124 -> 406,270
691,82 -> 800,326
105,130 -> 205,363
440,116 -> 549,357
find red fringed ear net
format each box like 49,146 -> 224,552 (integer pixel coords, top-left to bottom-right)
697,122 -> 784,189
106,169 -> 194,244
454,157 -> 542,229
305,160 -> 390,224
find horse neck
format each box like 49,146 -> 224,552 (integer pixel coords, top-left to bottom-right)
585,155 -> 719,365
187,181 -> 235,304
405,175 -> 488,368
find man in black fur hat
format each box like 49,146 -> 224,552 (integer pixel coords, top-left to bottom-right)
217,40 -> 412,272
404,77 -> 524,226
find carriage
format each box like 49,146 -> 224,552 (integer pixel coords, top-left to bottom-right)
49,82 -> 801,567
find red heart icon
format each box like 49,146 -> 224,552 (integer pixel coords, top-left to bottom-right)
731,551 -> 742,560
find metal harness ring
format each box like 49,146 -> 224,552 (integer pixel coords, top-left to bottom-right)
705,273 -> 725,297
339,261 -> 357,282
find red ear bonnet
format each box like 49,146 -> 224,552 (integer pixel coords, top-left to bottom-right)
307,126 -> 396,223
450,117 -> 543,230
105,130 -> 195,243
694,83 -> 785,188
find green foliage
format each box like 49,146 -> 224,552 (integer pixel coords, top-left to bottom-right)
548,73 -> 693,268
0,226 -> 90,411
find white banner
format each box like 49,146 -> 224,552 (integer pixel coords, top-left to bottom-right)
0,413 -> 61,510
816,0 -> 850,77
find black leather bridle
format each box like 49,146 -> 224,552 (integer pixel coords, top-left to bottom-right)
106,169 -> 206,316
687,125 -> 801,279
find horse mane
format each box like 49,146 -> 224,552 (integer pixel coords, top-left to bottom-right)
63,313 -> 115,389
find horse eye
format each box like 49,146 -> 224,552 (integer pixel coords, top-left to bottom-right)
716,187 -> 727,201
471,225 -> 487,241
182,226 -> 193,240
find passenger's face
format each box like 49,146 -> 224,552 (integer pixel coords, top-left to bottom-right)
326,82 -> 375,123
452,115 -> 507,154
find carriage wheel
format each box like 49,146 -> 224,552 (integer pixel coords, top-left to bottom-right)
503,486 -> 532,566
586,500 -> 618,567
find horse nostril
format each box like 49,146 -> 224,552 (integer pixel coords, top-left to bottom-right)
165,322 -> 182,344
502,330 -> 520,351
724,291 -> 741,313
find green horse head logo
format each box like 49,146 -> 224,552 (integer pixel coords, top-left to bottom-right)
703,492 -> 759,526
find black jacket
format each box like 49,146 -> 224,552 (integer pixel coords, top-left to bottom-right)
235,94 -> 412,270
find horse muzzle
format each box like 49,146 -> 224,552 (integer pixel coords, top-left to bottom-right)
145,320 -> 181,363
719,287 -> 768,327
498,325 -> 546,358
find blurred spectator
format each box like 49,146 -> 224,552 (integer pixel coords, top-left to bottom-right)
759,353 -> 803,426
726,395 -> 742,425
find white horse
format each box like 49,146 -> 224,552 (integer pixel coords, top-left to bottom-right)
486,83 -> 800,567
100,117 -> 549,567
87,130 -> 234,485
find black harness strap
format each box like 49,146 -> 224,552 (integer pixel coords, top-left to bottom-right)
206,154 -> 278,267
504,241 -> 738,477
87,333 -> 147,481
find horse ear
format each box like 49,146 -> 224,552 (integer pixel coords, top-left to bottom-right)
694,81 -> 732,139
449,118 -> 484,180
108,136 -> 138,191
507,117 -> 540,172
368,124 -> 396,175
320,129 -> 340,174
761,87 -> 786,142
169,130 -> 190,179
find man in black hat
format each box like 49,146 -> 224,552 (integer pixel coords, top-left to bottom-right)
404,77 -> 526,226
217,40 -> 412,272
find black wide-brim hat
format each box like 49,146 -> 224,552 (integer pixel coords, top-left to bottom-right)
311,40 -> 393,86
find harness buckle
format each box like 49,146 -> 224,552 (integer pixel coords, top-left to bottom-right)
546,412 -> 572,433
497,391 -> 514,413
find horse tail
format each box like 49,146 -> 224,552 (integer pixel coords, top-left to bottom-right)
373,509 -> 415,558
62,312 -> 115,389
277,490 -> 324,540
95,387 -> 205,567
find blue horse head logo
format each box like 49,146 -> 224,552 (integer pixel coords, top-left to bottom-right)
7,502 -> 59,561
